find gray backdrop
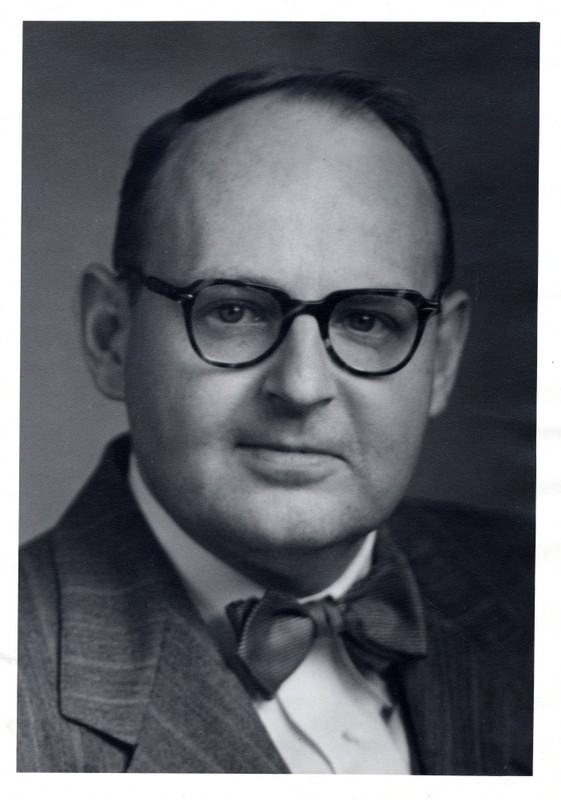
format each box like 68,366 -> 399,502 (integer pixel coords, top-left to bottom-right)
21,22 -> 538,543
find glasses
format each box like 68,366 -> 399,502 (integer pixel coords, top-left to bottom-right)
125,270 -> 443,377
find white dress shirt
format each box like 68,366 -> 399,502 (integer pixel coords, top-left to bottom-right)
129,456 -> 411,774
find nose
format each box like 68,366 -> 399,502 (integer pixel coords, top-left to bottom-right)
261,314 -> 337,410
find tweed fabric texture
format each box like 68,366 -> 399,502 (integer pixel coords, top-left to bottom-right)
17,436 -> 534,773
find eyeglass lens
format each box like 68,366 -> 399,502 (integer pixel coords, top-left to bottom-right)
190,284 -> 420,372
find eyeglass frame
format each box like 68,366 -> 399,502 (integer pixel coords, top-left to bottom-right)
121,268 -> 444,377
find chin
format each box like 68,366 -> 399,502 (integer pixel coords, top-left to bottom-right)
215,493 -> 381,555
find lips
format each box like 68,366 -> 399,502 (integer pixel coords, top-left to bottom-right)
237,441 -> 345,460
236,438 -> 346,485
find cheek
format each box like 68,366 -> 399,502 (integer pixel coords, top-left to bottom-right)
124,308 -> 248,454
349,357 -> 436,476
124,306 -> 193,445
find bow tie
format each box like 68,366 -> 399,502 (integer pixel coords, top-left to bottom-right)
225,531 -> 427,699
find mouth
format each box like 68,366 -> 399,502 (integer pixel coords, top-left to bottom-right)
236,441 -> 345,484
238,442 -> 344,459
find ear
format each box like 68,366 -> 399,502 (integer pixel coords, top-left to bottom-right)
429,289 -> 470,417
80,263 -> 131,401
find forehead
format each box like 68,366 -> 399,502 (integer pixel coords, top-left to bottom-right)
145,94 -> 442,293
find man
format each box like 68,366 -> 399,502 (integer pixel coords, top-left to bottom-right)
18,68 -> 533,774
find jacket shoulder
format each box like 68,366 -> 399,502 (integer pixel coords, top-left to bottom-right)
392,497 -> 534,552
19,530 -> 59,638
18,531 -> 64,770
389,498 -> 534,616
18,467 -> 134,772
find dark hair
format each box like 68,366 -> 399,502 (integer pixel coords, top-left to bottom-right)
113,67 -> 454,289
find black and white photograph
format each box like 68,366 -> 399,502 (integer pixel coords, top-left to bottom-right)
16,20 -> 538,778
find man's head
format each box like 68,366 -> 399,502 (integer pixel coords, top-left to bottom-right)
81,69 -> 469,592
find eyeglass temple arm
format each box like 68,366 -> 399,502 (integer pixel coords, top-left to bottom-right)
119,268 -> 191,301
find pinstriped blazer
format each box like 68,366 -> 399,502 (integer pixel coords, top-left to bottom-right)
17,437 -> 533,774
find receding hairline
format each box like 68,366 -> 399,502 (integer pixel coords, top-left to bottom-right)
146,90 -> 444,260
113,69 -> 455,290
152,88 -> 425,179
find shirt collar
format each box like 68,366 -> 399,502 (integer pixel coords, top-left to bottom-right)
129,454 -> 376,625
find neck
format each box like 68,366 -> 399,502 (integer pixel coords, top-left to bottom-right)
204,532 -> 373,598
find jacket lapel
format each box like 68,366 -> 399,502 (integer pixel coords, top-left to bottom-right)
393,606 -> 484,774
128,574 -> 287,772
54,438 -> 287,773
388,503 -> 533,775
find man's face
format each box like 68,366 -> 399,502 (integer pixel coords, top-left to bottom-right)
122,96 -> 457,575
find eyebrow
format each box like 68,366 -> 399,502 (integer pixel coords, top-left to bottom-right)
188,269 -> 287,291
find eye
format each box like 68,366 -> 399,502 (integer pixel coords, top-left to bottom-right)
214,303 -> 253,323
345,311 -> 387,333
205,302 -> 268,325
193,287 -> 281,333
338,309 -> 396,336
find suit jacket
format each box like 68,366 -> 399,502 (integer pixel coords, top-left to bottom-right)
17,437 -> 534,774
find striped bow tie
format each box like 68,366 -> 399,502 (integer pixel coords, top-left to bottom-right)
225,533 -> 427,699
